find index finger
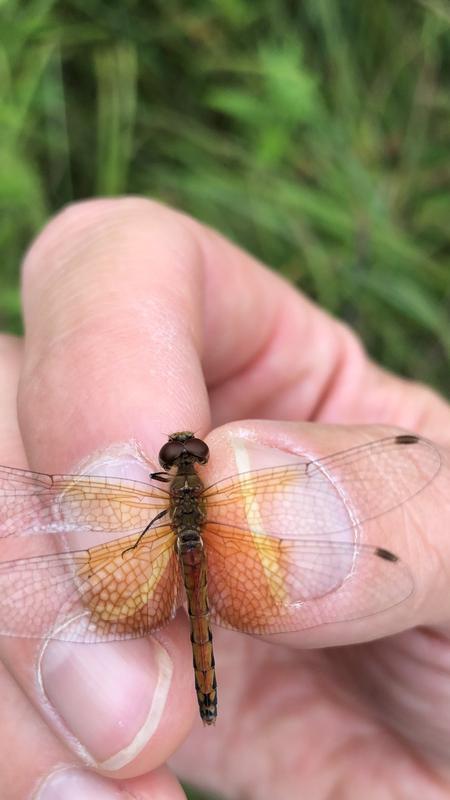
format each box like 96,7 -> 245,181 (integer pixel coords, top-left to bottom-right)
20,197 -> 448,468
12,199 -> 223,778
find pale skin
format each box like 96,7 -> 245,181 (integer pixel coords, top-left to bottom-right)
1,198 -> 450,800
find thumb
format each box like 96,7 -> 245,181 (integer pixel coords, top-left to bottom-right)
203,421 -> 448,648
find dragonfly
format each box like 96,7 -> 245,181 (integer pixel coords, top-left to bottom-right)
0,431 -> 441,725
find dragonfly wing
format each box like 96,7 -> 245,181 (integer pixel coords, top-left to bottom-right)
0,525 -> 183,642
204,523 -> 413,634
0,465 -> 169,538
203,435 -> 440,540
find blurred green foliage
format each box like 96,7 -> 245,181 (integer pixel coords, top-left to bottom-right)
1,1 -> 449,394
0,2 -> 449,798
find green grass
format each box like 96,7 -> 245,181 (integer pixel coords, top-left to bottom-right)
0,2 -> 449,797
1,1 -> 449,392
183,786 -> 222,800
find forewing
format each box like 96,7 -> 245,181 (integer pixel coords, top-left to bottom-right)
203,436 -> 440,539
0,525 -> 183,642
0,465 -> 169,538
204,523 -> 413,634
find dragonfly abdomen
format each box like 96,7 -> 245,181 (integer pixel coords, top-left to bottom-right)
178,533 -> 217,726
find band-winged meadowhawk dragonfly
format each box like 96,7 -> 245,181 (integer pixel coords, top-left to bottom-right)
0,431 -> 441,724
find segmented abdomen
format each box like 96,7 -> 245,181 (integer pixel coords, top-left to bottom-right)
179,538 -> 217,725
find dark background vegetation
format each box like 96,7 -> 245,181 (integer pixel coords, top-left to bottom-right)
1,1 -> 449,797
2,1 -> 450,393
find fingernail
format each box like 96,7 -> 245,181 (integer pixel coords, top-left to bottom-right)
228,432 -> 304,471
35,768 -> 126,799
228,431 -> 355,594
39,637 -> 173,768
37,443 -> 172,768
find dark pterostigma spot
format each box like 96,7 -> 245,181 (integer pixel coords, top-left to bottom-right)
375,547 -> 399,562
395,434 -> 419,445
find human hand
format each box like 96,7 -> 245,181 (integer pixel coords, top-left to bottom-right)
1,198 -> 449,800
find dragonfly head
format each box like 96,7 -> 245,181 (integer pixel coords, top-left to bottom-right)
159,432 -> 210,470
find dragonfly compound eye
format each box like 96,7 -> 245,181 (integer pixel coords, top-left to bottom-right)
186,437 -> 210,464
159,440 -> 185,469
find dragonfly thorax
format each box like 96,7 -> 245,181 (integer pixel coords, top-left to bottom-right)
167,444 -> 207,539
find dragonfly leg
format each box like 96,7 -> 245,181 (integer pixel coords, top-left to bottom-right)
121,508 -> 169,557
150,471 -> 171,483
